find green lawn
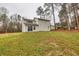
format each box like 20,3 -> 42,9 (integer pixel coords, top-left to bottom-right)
0,31 -> 79,56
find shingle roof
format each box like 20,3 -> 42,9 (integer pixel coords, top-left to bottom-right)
34,17 -> 50,21
23,17 -> 33,22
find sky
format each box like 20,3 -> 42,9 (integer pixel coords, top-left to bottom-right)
0,3 -> 44,19
0,3 -> 59,25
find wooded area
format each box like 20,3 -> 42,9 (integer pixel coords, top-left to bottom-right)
0,3 -> 79,33
0,7 -> 22,33
36,3 -> 79,30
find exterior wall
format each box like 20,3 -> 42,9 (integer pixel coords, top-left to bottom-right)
38,20 -> 50,31
22,22 -> 28,32
22,18 -> 51,32
32,26 -> 39,32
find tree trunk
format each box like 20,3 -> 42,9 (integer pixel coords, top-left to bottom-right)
73,6 -> 77,29
75,6 -> 79,30
66,4 -> 71,30
51,4 -> 56,30
73,4 -> 79,30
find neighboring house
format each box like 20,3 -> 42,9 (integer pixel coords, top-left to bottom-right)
22,17 -> 51,32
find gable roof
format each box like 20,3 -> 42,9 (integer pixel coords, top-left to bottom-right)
34,17 -> 50,21
24,23 -> 39,26
22,17 -> 39,26
23,17 -> 33,22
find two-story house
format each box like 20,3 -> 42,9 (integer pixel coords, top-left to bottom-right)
22,17 -> 50,32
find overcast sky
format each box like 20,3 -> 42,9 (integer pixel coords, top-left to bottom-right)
0,3 -> 59,25
0,3 -> 44,19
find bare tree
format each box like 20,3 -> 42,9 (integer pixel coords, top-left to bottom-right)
10,14 -> 22,32
71,3 -> 79,30
58,4 -> 71,30
0,7 -> 9,32
44,3 -> 61,30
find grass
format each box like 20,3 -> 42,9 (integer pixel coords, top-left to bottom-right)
0,31 -> 79,56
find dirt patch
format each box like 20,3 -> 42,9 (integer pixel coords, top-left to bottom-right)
50,42 -> 59,47
47,50 -> 64,56
62,48 -> 77,56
